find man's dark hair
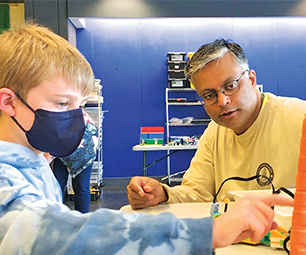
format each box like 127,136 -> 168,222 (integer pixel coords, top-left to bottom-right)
185,39 -> 249,79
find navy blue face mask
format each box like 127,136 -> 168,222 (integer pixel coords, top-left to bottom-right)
11,93 -> 85,157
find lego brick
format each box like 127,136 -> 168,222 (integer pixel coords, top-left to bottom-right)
141,127 -> 164,133
140,133 -> 149,139
148,133 -> 164,139
141,139 -> 163,145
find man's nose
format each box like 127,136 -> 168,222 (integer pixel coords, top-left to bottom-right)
217,91 -> 230,107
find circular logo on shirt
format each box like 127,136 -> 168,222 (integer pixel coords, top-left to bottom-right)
256,163 -> 274,186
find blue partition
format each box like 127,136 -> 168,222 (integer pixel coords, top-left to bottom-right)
76,17 -> 306,178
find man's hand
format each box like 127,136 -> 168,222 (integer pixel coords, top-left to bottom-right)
212,194 -> 294,249
127,176 -> 168,209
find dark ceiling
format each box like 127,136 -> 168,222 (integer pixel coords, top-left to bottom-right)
0,0 -> 24,3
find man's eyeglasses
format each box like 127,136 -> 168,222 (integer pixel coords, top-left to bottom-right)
198,70 -> 249,106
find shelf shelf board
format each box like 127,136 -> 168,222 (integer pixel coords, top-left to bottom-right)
133,144 -> 198,151
167,120 -> 211,126
168,102 -> 202,106
167,88 -> 196,92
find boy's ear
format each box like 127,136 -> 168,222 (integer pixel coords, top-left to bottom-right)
0,88 -> 17,116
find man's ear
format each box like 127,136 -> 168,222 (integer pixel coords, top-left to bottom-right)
0,88 -> 17,116
248,70 -> 257,88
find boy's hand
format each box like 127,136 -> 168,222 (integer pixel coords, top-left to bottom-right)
212,194 -> 294,249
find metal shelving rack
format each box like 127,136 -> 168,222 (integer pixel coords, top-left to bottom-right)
165,88 -> 210,143
85,79 -> 104,190
165,87 -> 210,183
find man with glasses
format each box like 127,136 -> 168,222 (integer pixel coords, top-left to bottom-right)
127,39 -> 306,209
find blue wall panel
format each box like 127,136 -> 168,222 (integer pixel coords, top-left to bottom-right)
77,19 -> 144,178
186,18 -> 234,52
76,17 -> 306,178
278,18 -> 306,99
232,18 -> 279,94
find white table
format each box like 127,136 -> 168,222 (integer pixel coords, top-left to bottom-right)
120,202 -> 290,255
132,144 -> 198,181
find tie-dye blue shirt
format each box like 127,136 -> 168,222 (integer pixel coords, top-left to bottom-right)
0,141 -> 213,254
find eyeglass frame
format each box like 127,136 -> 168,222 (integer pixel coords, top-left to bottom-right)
198,69 -> 249,106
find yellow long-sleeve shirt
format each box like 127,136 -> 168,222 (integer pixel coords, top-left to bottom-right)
163,92 -> 306,202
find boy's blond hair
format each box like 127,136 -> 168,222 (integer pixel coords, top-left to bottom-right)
0,22 -> 94,99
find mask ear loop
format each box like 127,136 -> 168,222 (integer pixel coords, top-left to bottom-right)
14,92 -> 43,119
11,116 -> 27,132
14,93 -> 37,114
11,92 -> 41,132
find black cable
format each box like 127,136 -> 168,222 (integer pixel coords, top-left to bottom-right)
213,174 -> 275,203
146,150 -> 177,168
275,187 -> 295,199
